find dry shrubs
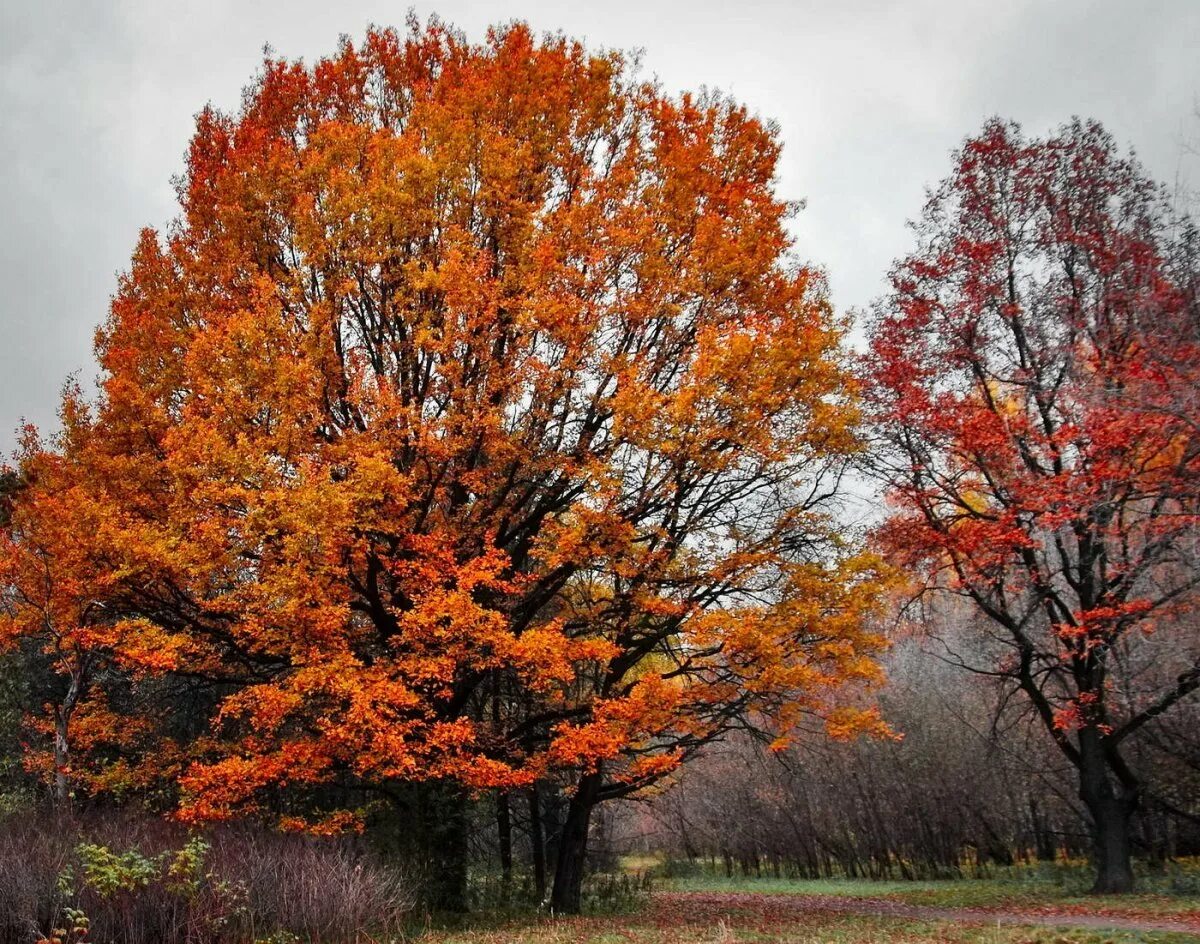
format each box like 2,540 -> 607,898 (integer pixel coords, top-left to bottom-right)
0,810 -> 417,944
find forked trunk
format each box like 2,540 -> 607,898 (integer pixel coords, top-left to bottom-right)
53,669 -> 83,808
53,714 -> 71,807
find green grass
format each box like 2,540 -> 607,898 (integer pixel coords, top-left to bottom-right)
662,873 -> 1200,918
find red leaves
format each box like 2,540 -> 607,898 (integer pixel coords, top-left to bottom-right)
866,117 -> 1200,755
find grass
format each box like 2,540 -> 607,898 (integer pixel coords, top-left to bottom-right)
416,863 -> 1200,944
420,909 -> 1198,944
662,869 -> 1200,919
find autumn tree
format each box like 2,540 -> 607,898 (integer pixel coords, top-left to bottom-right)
0,418 -> 125,808
866,118 -> 1200,893
2,19 -> 886,911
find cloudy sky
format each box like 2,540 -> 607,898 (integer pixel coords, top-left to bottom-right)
1,0 -> 1197,455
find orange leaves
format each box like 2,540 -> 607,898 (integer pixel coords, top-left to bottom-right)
0,17 -> 885,825
495,622 -> 617,693
217,685 -> 305,735
1051,692 -> 1111,735
81,619 -> 189,674
821,705 -> 894,742
548,675 -> 684,771
278,809 -> 365,836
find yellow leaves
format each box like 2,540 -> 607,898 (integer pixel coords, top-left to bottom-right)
957,485 -> 995,516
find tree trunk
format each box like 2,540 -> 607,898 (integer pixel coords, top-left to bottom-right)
422,782 -> 470,911
53,669 -> 83,808
1078,729 -> 1137,894
550,770 -> 601,914
491,675 -> 512,892
1029,796 -> 1057,862
528,784 -> 547,904
53,713 -> 71,807
497,790 -> 513,889
372,781 -> 469,912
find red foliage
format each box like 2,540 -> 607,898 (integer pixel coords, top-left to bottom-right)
865,117 -> 1200,887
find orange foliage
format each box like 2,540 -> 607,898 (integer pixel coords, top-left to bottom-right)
1,19 -> 885,821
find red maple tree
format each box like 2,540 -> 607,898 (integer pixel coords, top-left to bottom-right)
866,118 -> 1200,892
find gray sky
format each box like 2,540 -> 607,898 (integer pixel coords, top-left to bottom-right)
2,0 -> 1197,456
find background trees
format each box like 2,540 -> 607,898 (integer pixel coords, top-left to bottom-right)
642,617 -> 1200,882
0,18 -> 885,913
643,640 -> 1087,881
864,118 -> 1200,892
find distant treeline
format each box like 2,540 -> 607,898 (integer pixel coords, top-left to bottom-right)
629,636 -> 1200,881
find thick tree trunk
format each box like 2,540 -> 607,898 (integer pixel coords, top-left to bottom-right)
1078,729 -> 1137,894
369,782 -> 468,916
1085,794 -> 1136,893
491,675 -> 511,892
550,770 -> 601,914
373,781 -> 469,912
420,782 -> 470,911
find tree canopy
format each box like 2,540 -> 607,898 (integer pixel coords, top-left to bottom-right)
865,118 -> 1200,892
0,18 -> 886,910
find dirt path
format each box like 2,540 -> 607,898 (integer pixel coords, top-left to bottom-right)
655,891 -> 1200,936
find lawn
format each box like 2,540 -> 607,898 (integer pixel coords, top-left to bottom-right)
663,870 -> 1200,920
420,868 -> 1200,944
421,901 -> 1197,944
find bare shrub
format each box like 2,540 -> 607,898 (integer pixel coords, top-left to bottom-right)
0,809 -> 417,944
208,827 -> 416,941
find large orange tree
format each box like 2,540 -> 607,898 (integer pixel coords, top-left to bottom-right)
866,119 -> 1200,893
2,20 -> 885,911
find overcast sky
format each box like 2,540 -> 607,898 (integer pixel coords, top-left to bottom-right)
1,0 -> 1197,455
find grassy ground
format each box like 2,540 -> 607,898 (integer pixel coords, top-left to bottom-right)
418,864 -> 1200,944
663,866 -> 1200,919
421,907 -> 1197,944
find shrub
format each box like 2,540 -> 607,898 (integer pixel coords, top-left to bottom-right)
0,810 -> 417,944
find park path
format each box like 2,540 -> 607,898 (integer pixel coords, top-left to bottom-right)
653,891 -> 1200,937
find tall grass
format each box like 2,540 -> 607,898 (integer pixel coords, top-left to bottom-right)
0,809 -> 418,944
